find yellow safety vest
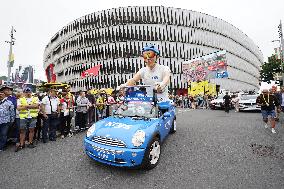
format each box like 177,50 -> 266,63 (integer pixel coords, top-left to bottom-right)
19,97 -> 39,119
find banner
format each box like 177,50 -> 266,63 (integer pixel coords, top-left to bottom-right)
182,50 -> 228,82
188,80 -> 217,96
9,53 -> 15,67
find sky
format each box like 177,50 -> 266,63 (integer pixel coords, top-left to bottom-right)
0,0 -> 283,82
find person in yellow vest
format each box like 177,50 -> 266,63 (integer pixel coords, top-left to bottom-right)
96,91 -> 106,121
15,88 -> 39,152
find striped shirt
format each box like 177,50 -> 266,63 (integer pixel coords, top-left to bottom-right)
0,98 -> 15,124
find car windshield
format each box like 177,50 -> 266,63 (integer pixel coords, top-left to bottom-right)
241,95 -> 258,100
114,101 -> 157,118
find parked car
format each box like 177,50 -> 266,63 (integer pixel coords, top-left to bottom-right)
209,95 -> 225,109
84,86 -> 176,169
209,94 -> 234,110
239,95 -> 260,111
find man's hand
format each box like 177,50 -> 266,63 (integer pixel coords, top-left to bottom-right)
43,113 -> 48,119
155,82 -> 165,93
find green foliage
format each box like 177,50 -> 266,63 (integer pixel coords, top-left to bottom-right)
260,55 -> 282,83
0,76 -> 7,80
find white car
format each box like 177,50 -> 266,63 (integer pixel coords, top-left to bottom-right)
209,95 -> 225,109
239,95 -> 260,111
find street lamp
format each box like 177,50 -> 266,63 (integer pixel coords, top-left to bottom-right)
272,39 -> 284,85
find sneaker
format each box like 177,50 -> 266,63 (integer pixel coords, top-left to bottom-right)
67,133 -> 73,137
61,135 -> 65,139
15,145 -> 23,152
272,128 -> 276,134
27,143 -> 36,148
264,123 -> 269,129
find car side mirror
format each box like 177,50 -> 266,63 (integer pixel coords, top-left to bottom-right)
163,112 -> 171,119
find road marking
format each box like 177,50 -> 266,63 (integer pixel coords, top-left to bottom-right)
88,175 -> 112,189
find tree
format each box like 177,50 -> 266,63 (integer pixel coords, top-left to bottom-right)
260,55 -> 282,83
0,76 -> 7,80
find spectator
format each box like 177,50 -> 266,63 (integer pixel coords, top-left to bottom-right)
15,92 -> 22,147
270,86 -> 281,121
107,91 -> 117,116
59,91 -> 74,138
76,91 -> 90,131
223,92 -> 231,113
15,88 -> 40,152
96,92 -> 106,120
41,88 -> 61,143
0,86 -> 15,151
3,85 -> 17,144
86,90 -> 95,126
34,92 -> 44,141
279,86 -> 284,113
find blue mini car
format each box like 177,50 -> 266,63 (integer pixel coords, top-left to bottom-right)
84,86 -> 176,169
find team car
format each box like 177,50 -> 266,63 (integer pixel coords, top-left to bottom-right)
239,94 -> 260,111
84,86 -> 176,169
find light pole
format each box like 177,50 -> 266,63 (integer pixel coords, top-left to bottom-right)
272,39 -> 283,84
277,20 -> 284,85
5,26 -> 16,84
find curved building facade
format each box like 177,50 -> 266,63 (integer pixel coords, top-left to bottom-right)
43,6 -> 263,92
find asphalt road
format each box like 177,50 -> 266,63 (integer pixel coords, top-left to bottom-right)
0,109 -> 284,189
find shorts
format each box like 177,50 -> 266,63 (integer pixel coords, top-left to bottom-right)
19,118 -> 37,130
261,110 -> 276,120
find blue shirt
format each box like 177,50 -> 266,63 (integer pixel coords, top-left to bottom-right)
0,98 -> 15,124
7,95 -> 17,112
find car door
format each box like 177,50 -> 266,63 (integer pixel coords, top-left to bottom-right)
158,110 -> 172,141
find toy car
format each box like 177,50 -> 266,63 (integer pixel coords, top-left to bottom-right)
84,86 -> 176,169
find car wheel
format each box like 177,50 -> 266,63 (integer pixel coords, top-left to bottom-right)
141,137 -> 161,169
170,118 -> 177,134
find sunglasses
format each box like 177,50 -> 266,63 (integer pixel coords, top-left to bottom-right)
142,51 -> 156,59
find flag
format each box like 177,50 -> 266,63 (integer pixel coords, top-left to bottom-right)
81,64 -> 101,78
9,53 -> 14,67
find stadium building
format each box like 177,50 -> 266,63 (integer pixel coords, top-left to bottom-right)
43,6 -> 263,93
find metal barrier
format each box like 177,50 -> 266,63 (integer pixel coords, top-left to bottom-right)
70,104 -> 115,133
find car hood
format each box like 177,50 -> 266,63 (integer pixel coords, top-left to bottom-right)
211,99 -> 223,103
239,99 -> 256,103
90,116 -> 158,144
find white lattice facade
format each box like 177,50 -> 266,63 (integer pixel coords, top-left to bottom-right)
43,6 -> 263,92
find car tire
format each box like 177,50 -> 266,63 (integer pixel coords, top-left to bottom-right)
170,118 -> 177,134
141,136 -> 161,170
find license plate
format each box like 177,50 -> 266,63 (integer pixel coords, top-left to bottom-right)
92,148 -> 115,162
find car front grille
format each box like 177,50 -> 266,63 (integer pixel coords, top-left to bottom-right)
92,136 -> 127,148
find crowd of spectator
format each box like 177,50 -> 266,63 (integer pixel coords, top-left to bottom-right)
169,94 -> 214,109
0,85 -> 127,153
0,83 -> 259,153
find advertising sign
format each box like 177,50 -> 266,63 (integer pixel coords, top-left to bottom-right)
182,50 -> 228,82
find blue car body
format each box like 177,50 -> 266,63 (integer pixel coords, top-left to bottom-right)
84,88 -> 176,168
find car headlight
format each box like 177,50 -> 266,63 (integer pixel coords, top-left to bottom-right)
132,130 -> 146,147
86,124 -> 96,138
